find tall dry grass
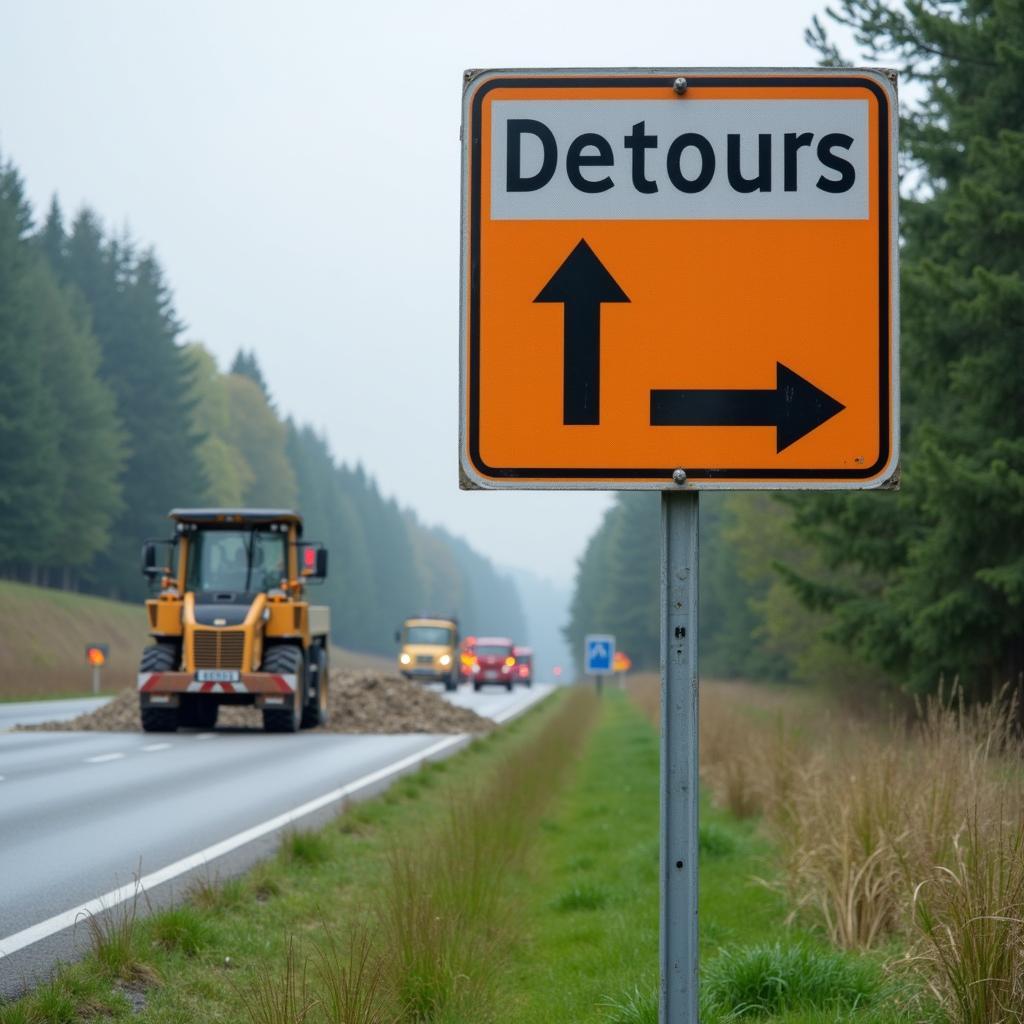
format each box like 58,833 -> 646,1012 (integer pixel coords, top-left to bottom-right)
626,674 -> 1024,1023
378,687 -> 599,1022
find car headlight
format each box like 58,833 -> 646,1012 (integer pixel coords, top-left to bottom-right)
439,654 -> 451,666
399,653 -> 411,665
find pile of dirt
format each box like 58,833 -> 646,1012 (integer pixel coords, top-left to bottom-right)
17,671 -> 493,734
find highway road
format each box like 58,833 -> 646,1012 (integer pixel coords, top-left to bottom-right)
0,697 -> 111,731
0,683 -> 552,997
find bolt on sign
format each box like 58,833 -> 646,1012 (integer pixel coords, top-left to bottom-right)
459,68 -> 899,489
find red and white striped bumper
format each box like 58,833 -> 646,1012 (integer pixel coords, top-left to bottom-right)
137,672 -> 298,695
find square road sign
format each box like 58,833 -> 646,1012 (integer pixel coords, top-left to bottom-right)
459,67 -> 899,490
584,634 -> 615,675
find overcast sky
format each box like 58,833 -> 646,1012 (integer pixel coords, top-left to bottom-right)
0,1 -> 852,587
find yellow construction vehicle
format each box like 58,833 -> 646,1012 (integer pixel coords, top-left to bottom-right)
396,615 -> 460,691
137,508 -> 330,733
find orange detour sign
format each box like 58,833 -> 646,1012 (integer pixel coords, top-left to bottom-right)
459,68 -> 899,489
85,644 -> 108,667
613,651 -> 633,673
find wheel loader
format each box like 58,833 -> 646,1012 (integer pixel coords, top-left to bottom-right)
137,508 -> 330,733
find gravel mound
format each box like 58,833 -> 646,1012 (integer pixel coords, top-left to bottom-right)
17,672 -> 492,735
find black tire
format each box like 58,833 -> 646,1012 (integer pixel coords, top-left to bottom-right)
444,670 -> 457,692
261,645 -> 303,733
301,644 -> 329,729
139,642 -> 181,732
506,680 -> 513,692
473,681 -> 481,692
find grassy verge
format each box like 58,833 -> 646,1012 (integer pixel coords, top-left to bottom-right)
0,579 -> 394,699
506,690 -> 927,1024
0,688 -> 595,1023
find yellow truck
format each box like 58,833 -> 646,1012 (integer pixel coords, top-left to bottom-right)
396,616 -> 460,691
137,508 -> 330,733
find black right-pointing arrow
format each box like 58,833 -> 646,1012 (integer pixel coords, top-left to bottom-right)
650,363 -> 845,452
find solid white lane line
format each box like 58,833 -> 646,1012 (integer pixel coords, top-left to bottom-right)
0,733 -> 466,959
84,753 -> 125,764
140,743 -> 172,753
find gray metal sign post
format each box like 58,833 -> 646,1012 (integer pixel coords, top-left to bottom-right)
660,489 -> 699,1022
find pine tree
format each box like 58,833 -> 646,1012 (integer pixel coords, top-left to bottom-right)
230,349 -> 271,401
59,219 -> 207,598
789,0 -> 1024,696
0,159 -> 62,574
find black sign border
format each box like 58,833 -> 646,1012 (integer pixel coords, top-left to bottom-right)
466,74 -> 893,482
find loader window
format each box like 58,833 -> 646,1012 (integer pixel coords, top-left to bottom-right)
187,529 -> 287,594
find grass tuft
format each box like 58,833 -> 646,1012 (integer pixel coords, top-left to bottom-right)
188,873 -> 246,913
248,861 -> 283,902
701,942 -> 881,1019
700,822 -> 739,858
910,814 -> 1024,1024
600,984 -> 658,1024
80,885 -> 156,983
311,922 -> 397,1024
282,829 -> 332,867
552,881 -> 610,913
236,938 -> 311,1024
150,905 -> 214,956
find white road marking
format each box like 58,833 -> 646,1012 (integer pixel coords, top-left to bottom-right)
194,733 -> 217,741
0,685 -> 552,961
141,743 -> 172,753
84,753 -> 125,764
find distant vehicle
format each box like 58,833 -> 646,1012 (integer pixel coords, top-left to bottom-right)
138,508 -> 330,733
396,616 -> 459,691
470,636 -> 516,692
512,646 -> 534,687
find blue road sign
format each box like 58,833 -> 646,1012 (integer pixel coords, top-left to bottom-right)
584,634 -> 616,675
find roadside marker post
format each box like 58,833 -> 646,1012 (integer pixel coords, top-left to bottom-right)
85,644 -> 109,695
460,67 -> 899,1023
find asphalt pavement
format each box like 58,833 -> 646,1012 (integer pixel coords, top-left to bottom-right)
0,683 -> 552,997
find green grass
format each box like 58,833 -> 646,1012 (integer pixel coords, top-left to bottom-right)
504,691 -> 930,1024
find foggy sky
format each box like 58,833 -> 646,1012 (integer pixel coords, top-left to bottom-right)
0,0 -> 849,588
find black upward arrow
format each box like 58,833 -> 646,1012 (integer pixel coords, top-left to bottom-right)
651,363 -> 845,452
535,239 -> 629,425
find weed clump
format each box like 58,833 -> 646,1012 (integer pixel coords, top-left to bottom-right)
149,905 -> 213,956
601,984 -> 657,1024
701,942 -> 882,1019
282,829 -> 332,867
699,823 -> 739,858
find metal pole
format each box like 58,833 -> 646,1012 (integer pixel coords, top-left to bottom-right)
660,489 -> 699,1023
92,665 -> 101,696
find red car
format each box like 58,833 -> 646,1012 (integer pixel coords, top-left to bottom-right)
512,646 -> 533,687
470,636 -> 516,692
